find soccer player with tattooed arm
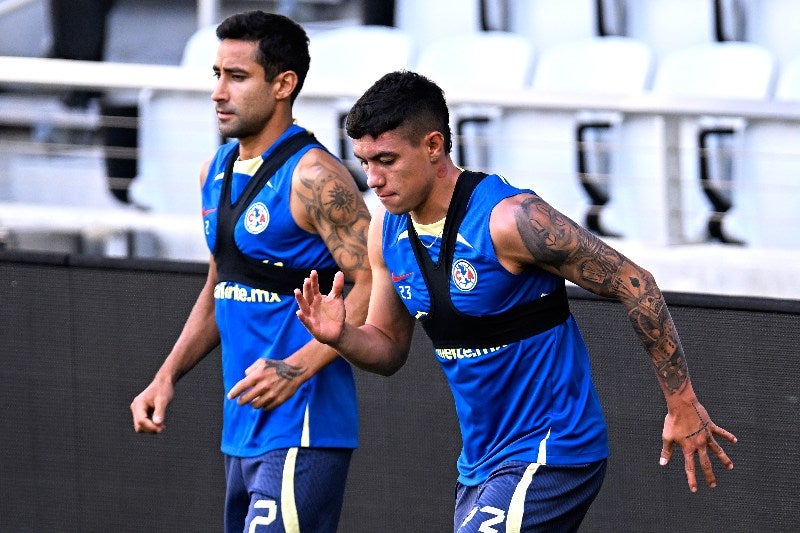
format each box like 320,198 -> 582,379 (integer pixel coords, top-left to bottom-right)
130,11 -> 371,533
294,70 -> 736,532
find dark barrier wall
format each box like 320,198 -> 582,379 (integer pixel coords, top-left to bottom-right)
1,252 -> 798,532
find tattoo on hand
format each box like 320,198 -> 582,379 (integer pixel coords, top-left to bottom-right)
685,401 -> 710,438
263,359 -> 305,381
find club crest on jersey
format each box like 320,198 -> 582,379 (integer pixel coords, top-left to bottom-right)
244,202 -> 269,234
452,259 -> 478,292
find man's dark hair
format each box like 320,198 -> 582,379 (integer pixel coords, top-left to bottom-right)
216,11 -> 310,103
345,70 -> 453,152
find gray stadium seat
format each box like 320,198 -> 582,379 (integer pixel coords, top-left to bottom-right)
394,0 -> 481,48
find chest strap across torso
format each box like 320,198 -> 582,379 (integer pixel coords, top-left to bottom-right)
406,171 -> 571,349
214,131 -> 336,295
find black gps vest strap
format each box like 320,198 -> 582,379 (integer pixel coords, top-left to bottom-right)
214,131 -> 336,295
407,171 -> 571,349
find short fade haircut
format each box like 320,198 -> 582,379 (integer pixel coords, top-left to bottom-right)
345,70 -> 453,153
216,10 -> 310,103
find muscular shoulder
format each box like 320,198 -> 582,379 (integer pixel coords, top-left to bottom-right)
290,148 -> 367,226
294,146 -> 352,189
489,192 -> 542,274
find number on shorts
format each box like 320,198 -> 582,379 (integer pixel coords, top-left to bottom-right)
248,499 -> 277,533
478,506 -> 506,533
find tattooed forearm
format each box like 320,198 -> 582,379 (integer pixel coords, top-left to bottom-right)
514,195 -> 689,394
656,350 -> 689,393
263,359 -> 306,381
623,272 -> 689,394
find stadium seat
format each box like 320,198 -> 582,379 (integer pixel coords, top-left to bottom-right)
776,56 -> 800,101
738,54 -> 800,248
623,0 -> 717,61
394,0 -> 481,47
651,41 -> 777,244
489,37 -> 656,241
741,0 -> 800,69
507,0 -> 601,52
129,23 -> 220,260
180,23 -> 219,68
413,31 -> 534,170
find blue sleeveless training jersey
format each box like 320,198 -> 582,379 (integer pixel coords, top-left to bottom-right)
201,125 -> 358,457
382,173 -> 609,486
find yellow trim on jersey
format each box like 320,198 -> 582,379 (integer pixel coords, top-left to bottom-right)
411,216 -> 445,237
301,404 -> 311,447
233,155 -> 263,176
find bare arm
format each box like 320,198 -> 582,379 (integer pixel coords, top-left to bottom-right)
130,257 -> 221,433
492,193 -> 736,492
227,150 -> 373,408
296,209 -> 415,375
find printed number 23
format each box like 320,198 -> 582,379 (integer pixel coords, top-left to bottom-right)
398,285 -> 412,300
248,499 -> 277,533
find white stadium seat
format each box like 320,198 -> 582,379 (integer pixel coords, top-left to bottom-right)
490,37 -> 656,241
651,42 -> 777,244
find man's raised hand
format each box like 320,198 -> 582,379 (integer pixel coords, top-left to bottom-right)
295,270 -> 348,345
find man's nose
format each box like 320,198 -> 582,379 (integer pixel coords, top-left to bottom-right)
365,167 -> 384,189
211,80 -> 226,102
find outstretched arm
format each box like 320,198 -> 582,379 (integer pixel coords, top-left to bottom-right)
493,193 -> 737,492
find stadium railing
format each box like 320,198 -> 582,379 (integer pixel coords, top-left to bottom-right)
1,55 -> 799,299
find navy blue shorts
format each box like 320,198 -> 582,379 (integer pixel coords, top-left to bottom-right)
454,460 -> 606,532
224,447 -> 352,533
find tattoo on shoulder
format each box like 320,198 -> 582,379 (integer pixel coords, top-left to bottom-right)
514,196 -> 689,394
264,359 -> 305,381
513,196 -> 623,290
297,167 -> 370,272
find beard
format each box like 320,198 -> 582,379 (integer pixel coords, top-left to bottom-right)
217,113 -> 266,141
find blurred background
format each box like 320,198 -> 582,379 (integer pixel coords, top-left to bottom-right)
1,0 -> 799,300
2,4 -> 799,533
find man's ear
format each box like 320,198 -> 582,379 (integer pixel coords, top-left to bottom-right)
273,70 -> 298,101
425,130 -> 446,162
